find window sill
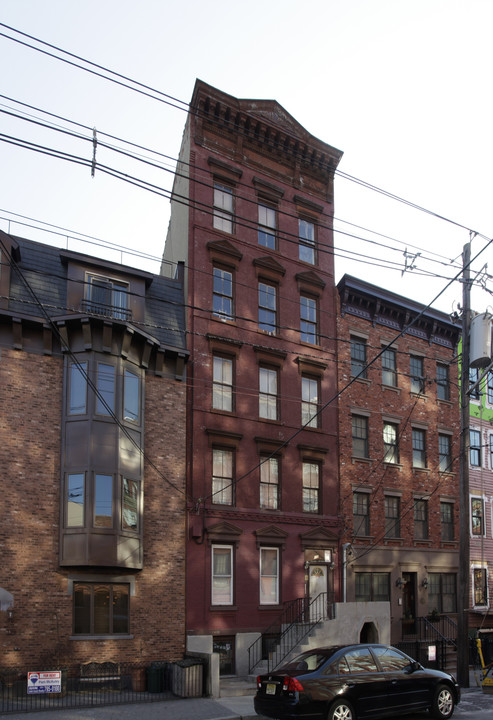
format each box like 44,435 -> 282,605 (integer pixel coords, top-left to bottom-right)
351,376 -> 371,385
413,539 -> 432,547
437,398 -> 453,406
258,604 -> 283,611
413,467 -> 430,474
382,384 -> 400,394
410,391 -> 428,399
383,537 -> 404,545
383,462 -> 403,471
440,541 -> 458,549
352,456 -> 371,465
210,605 -> 238,611
71,635 -> 133,640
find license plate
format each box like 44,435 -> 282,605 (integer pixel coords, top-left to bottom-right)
266,683 -> 276,695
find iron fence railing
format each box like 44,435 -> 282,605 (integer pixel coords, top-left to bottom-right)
0,657 -> 206,714
248,592 -> 335,674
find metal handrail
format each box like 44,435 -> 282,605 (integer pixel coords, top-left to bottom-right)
248,592 -> 335,674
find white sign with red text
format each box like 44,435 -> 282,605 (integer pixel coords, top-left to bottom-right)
27,671 -> 62,694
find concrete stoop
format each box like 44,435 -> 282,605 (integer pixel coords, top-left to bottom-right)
220,676 -> 257,697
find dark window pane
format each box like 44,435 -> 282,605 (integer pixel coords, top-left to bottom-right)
74,584 -> 91,634
124,369 -> 140,422
94,585 -> 110,634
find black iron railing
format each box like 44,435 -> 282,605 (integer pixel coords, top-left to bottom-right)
81,299 -> 132,321
0,658 -> 205,714
248,592 -> 335,674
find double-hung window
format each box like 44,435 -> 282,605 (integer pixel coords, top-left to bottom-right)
436,363 -> 450,401
428,573 -> 457,614
384,495 -> 400,538
439,434 -> 452,472
258,203 -> 276,249
473,568 -> 488,607
440,502 -> 454,541
212,546 -> 233,605
302,462 -> 320,513
74,582 -> 129,635
412,428 -> 427,468
213,355 -> 233,412
213,182 -> 234,233
213,267 -> 234,320
355,572 -> 390,602
382,348 -> 397,387
96,363 -> 115,415
299,219 -> 316,264
85,275 -> 130,321
410,355 -> 425,394
301,376 -> 319,428
259,366 -> 278,420
353,492 -> 370,536
260,456 -> 279,510
212,448 -> 234,505
471,497 -> 485,536
352,415 -> 369,458
469,367 -> 480,400
383,422 -> 399,464
260,548 -> 279,605
350,337 -> 367,378
470,429 -> 481,466
300,295 -> 318,344
414,499 -> 428,540
258,282 -> 277,333
69,361 -> 88,415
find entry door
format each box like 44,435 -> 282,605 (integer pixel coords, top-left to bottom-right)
309,564 -> 328,620
402,572 -> 417,632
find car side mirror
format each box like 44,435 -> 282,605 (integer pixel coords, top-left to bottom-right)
406,661 -> 420,674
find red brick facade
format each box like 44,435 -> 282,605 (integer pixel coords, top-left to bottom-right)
0,233 -> 187,668
337,276 -> 461,643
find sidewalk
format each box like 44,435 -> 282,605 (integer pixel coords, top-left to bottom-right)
0,686 -> 491,720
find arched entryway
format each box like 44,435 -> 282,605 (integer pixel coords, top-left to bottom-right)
360,621 -> 378,643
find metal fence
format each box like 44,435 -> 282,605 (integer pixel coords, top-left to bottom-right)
0,658 -> 206,714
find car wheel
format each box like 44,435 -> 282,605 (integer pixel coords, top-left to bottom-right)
327,699 -> 355,720
430,684 -> 455,719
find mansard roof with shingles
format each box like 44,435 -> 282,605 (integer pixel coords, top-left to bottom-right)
6,234 -> 187,356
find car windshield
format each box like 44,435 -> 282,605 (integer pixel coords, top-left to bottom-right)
280,649 -> 338,674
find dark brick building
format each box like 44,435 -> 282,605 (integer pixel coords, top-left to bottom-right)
0,230 -> 188,669
163,80 -> 343,674
337,275 -> 461,643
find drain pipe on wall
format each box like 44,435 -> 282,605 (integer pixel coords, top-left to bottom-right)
342,543 -> 353,602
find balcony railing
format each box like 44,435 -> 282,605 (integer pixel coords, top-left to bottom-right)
81,299 -> 132,321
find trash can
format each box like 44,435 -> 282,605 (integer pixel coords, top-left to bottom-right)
146,662 -> 168,693
172,658 -> 203,697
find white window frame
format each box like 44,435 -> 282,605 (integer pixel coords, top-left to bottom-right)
471,564 -> 489,609
470,494 -> 486,537
213,355 -> 233,412
211,545 -> 233,605
258,203 -> 276,249
260,456 -> 279,510
259,547 -> 279,605
213,182 -> 234,233
259,366 -> 278,420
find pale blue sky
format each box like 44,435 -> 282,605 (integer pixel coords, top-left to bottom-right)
1,0 -> 492,314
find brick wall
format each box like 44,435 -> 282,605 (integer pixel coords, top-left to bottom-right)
0,348 -> 187,668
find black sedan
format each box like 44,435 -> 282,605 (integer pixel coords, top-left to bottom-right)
254,643 -> 460,720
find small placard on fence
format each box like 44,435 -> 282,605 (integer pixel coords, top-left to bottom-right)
27,671 -> 62,694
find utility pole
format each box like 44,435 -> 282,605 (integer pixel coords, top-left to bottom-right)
457,239 -> 471,687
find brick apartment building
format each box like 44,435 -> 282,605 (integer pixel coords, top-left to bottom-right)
468,337 -> 493,631
337,275 -> 461,644
163,80 -> 344,674
0,230 -> 188,669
